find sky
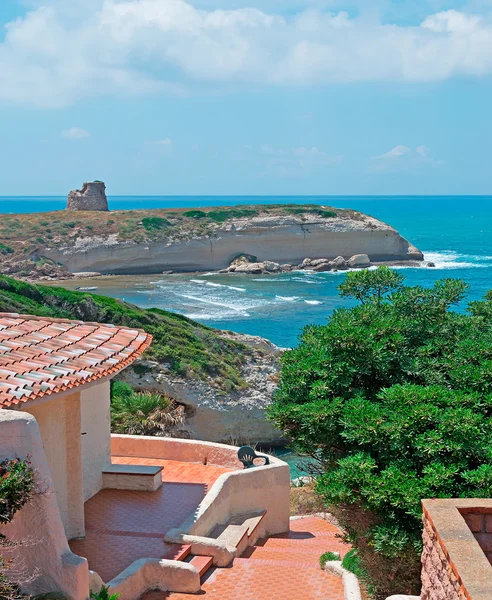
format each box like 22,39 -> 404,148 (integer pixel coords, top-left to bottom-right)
0,0 -> 491,196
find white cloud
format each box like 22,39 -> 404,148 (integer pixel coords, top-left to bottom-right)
61,126 -> 90,139
421,9 -> 482,33
146,138 -> 173,146
370,144 -> 444,172
2,2 -> 492,107
374,145 -> 411,160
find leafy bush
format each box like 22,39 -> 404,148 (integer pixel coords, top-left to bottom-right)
183,210 -> 207,219
0,244 -> 14,256
284,207 -> 337,218
90,586 -> 119,600
0,458 -> 35,600
319,552 -> 341,568
0,458 -> 35,525
207,208 -> 258,223
141,216 -> 172,231
269,268 -> 492,598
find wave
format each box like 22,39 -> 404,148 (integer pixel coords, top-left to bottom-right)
422,251 -> 492,269
276,295 -> 299,302
190,279 -> 207,284
185,311 -> 250,320
229,286 -> 246,292
305,300 -> 323,305
206,282 -> 223,287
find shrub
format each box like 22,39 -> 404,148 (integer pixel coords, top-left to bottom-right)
90,586 -> 119,600
0,457 -> 35,600
207,208 -> 258,223
183,210 -> 207,219
269,268 -> 492,598
111,388 -> 184,436
319,551 -> 341,568
284,207 -> 337,218
0,458 -> 35,524
0,244 -> 14,256
141,216 -> 172,231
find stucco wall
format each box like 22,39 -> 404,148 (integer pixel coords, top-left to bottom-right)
80,381 -> 111,501
24,392 -> 85,539
0,409 -> 89,600
111,435 -> 291,537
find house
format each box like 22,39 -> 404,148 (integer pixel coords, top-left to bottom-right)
0,312 -> 291,600
0,313 -> 151,539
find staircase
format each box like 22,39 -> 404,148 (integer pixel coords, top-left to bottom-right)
174,511 -> 267,584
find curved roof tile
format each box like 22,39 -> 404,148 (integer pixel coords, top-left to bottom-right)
0,313 -> 152,408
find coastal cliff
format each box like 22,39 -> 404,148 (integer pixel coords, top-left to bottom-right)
0,204 -> 423,280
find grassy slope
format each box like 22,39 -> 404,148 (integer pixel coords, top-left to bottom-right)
0,276 -> 251,389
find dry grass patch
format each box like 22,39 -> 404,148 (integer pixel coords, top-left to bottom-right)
290,483 -> 326,516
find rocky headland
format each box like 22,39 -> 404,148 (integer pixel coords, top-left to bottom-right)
0,186 -> 426,281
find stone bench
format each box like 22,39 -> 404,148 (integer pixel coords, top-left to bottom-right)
102,464 -> 163,492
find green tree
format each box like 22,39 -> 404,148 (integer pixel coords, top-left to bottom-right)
269,268 -> 492,598
338,265 -> 404,304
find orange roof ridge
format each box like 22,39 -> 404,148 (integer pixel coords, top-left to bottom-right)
0,313 -> 152,408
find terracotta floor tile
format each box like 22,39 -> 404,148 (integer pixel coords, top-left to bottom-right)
69,457 -> 230,583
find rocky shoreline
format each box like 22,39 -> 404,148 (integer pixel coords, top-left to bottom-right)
219,252 -> 433,275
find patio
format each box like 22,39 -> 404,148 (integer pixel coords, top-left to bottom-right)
69,455 -> 232,583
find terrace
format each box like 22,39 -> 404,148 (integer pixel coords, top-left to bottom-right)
69,455 -> 232,582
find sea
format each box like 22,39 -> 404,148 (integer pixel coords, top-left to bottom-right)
1,195 -> 491,350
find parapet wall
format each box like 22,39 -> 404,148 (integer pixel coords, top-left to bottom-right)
111,434 -> 291,537
421,499 -> 492,600
0,409 -> 89,600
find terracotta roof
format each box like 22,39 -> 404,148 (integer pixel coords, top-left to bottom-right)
0,313 -> 152,408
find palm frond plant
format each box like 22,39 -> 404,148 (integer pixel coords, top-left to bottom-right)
111,384 -> 184,436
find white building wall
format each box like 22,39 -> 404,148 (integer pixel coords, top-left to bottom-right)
80,381 -> 112,501
25,392 -> 85,539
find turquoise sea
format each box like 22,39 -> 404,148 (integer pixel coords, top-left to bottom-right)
1,195 -> 491,348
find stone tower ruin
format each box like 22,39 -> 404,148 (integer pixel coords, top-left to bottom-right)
66,182 -> 108,211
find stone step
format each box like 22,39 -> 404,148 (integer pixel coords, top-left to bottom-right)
242,512 -> 266,545
210,510 -> 267,555
174,544 -> 192,562
186,555 -> 214,577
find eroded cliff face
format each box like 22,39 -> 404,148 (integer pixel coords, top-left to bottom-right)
43,212 -> 422,275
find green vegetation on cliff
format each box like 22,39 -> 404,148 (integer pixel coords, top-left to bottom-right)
0,275 -> 250,389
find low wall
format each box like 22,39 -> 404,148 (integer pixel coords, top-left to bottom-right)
421,499 -> 492,600
0,409 -> 89,600
111,435 -> 291,537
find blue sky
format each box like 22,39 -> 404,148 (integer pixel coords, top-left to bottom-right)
0,0 -> 491,195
